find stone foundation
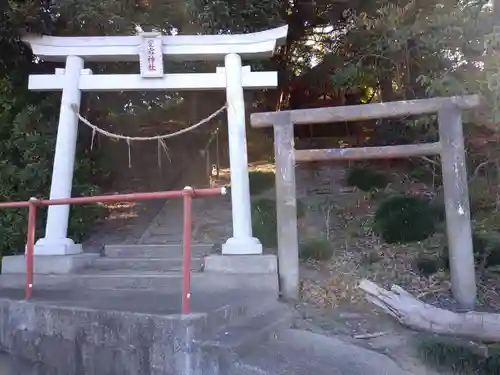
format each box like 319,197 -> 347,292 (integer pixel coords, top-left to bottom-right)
1,254 -> 98,275
204,254 -> 277,274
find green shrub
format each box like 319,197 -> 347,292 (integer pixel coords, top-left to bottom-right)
469,177 -> 497,214
413,236 -> 500,276
440,233 -> 500,270
346,167 -> 389,192
416,334 -> 500,374
416,255 -> 443,276
251,198 -> 306,249
296,199 -> 306,219
0,96 -> 106,257
299,238 -> 333,261
408,161 -> 442,185
373,196 -> 436,244
429,196 -> 446,222
360,250 -> 383,265
252,198 -> 278,248
249,170 -> 275,196
409,166 -> 430,181
0,3 -> 106,259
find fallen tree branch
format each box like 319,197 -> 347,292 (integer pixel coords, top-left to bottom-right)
354,331 -> 389,340
359,279 -> 500,342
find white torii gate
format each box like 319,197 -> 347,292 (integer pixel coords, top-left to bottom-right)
22,26 -> 288,258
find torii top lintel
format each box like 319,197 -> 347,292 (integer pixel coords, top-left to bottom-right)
22,26 -> 288,62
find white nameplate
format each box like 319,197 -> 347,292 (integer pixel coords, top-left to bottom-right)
140,32 -> 164,78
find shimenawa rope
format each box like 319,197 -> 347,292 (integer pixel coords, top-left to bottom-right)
69,103 -> 227,168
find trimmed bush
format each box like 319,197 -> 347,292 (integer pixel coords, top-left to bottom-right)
416,255 -> 443,276
346,167 -> 389,192
249,170 -> 275,196
469,177 -> 497,214
360,251 -> 383,265
296,199 -> 306,219
251,198 -> 306,249
428,195 -> 446,222
252,198 -> 277,248
299,238 -> 333,261
440,233 -> 500,269
373,196 -> 436,244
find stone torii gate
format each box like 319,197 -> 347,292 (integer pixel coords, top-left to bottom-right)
21,26 -> 288,258
251,95 -> 479,308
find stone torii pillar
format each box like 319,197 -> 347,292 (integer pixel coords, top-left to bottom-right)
2,27 -> 288,273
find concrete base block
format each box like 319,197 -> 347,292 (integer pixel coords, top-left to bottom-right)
204,254 -> 277,274
34,238 -> 82,255
222,237 -> 263,255
2,253 -> 98,274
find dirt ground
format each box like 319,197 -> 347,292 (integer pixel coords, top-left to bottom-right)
286,163 -> 500,374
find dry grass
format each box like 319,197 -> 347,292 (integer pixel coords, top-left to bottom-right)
299,180 -> 500,312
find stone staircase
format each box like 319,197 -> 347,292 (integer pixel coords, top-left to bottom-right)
0,244 -> 278,294
88,243 -> 209,276
75,244 -> 211,290
0,243 -> 413,375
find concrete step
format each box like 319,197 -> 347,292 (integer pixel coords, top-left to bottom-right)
196,302 -> 293,375
104,244 -> 213,259
231,329 -> 410,375
0,272 -> 278,293
91,258 -> 204,272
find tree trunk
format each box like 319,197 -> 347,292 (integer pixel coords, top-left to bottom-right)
405,38 -> 426,100
359,279 -> 500,342
378,57 -> 397,103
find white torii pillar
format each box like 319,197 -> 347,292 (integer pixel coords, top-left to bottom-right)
222,53 -> 262,254
17,27 -> 288,260
35,56 -> 85,255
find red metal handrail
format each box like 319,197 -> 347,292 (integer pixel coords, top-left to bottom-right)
0,186 -> 226,314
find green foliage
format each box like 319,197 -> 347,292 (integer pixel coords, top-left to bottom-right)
299,238 -> 333,261
472,234 -> 500,267
373,196 -> 436,244
252,198 -> 278,248
346,167 -> 389,192
408,166 -> 430,181
0,4 -> 106,257
249,170 -> 275,196
251,197 -> 305,249
440,233 -> 500,270
296,199 -> 306,219
415,233 -> 500,277
2,0 -> 495,264
360,250 -> 383,265
469,177 -> 498,214
416,334 -> 500,375
429,196 -> 446,223
0,94 -> 106,256
190,0 -> 283,34
415,254 -> 443,277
